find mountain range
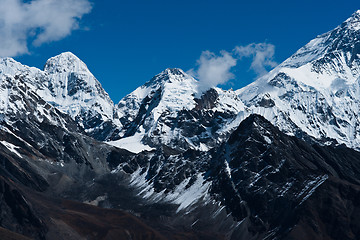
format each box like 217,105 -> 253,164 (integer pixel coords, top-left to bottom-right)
1,9 -> 360,240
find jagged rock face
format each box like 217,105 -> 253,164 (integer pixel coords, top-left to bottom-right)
0,72 -> 79,133
101,114 -> 360,240
0,64 -> 117,194
208,114 -> 360,240
0,177 -> 47,240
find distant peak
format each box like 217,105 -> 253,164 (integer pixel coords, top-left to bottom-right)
345,10 -> 360,24
340,10 -> 360,32
352,10 -> 360,18
145,68 -> 190,87
0,57 -> 16,63
280,10 -> 360,68
163,68 -> 186,76
156,68 -> 187,79
58,51 -> 78,58
0,57 -> 26,68
44,52 -> 89,74
49,52 -> 81,62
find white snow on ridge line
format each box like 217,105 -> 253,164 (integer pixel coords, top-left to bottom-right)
127,167 -> 212,213
298,175 -> 329,205
0,141 -> 22,158
0,53 -> 115,131
164,174 -> 211,212
107,132 -> 154,154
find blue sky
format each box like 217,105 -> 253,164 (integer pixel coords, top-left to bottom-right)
3,0 -> 360,102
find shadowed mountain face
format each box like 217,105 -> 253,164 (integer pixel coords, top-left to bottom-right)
2,112 -> 360,240
0,101 -> 229,239
0,70 -> 231,239
0,175 -> 228,240
2,10 -> 360,240
209,114 -> 360,240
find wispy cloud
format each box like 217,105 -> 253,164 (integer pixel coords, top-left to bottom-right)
191,42 -> 277,93
0,0 -> 92,57
191,50 -> 237,94
234,43 -> 277,76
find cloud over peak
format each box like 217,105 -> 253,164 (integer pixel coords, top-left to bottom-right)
194,50 -> 237,94
191,42 -> 278,94
0,0 -> 92,57
235,43 -> 277,77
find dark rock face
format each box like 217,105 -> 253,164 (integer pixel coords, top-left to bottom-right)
3,77 -> 360,240
76,114 -> 360,240
2,85 -> 360,240
0,177 -> 47,240
122,88 -> 163,139
194,88 -> 219,110
208,114 -> 360,240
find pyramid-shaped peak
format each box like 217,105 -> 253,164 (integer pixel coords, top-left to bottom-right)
44,52 -> 90,74
0,57 -> 27,70
343,10 -> 360,28
144,67 -> 192,87
153,68 -> 187,80
350,10 -> 360,19
164,68 -> 186,76
280,10 -> 360,68
0,57 -> 17,64
156,68 -> 188,79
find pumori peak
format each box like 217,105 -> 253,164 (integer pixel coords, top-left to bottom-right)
44,52 -> 90,74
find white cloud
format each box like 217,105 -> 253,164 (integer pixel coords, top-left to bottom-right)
191,50 -> 237,94
234,43 -> 277,77
191,42 -> 277,94
0,0 -> 92,57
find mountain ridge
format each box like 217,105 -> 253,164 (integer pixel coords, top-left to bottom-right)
2,9 -> 360,240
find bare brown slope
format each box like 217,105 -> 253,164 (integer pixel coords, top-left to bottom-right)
1,176 -> 225,240
0,227 -> 31,240
25,189 -> 167,240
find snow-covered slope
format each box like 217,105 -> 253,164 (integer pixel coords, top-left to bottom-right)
111,11 -> 360,153
111,68 -> 245,152
0,53 -> 118,141
43,52 -> 116,139
238,10 -> 360,149
0,58 -> 74,130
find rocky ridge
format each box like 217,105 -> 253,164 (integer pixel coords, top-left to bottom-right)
1,9 -> 360,240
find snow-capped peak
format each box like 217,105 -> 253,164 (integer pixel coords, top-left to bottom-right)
115,68 -> 198,130
144,68 -> 190,87
42,52 -> 116,138
237,10 -> 360,151
44,52 -> 90,74
0,57 -> 41,80
345,9 -> 360,28
1,52 -> 117,140
110,67 -> 246,153
280,10 -> 360,70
